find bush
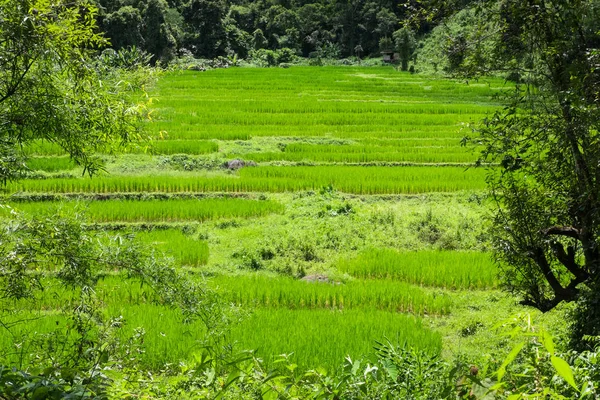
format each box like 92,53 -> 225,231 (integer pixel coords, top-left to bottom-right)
248,48 -> 299,67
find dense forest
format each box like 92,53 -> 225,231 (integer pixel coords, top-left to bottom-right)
94,0 -> 426,63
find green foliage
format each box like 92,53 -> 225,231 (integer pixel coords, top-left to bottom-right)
142,0 -> 177,64
183,0 -> 228,58
458,0 -> 600,324
103,6 -> 145,50
248,47 -> 298,67
0,0 -> 150,180
393,26 -> 417,71
98,46 -> 153,70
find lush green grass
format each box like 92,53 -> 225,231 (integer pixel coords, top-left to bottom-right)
26,157 -> 75,172
136,230 -> 209,266
5,166 -> 486,194
140,140 -> 219,155
151,67 -> 505,141
212,275 -> 452,315
23,141 -> 67,156
22,140 -> 218,157
6,198 -> 283,222
228,308 -> 442,371
336,249 -> 497,289
240,140 -> 475,164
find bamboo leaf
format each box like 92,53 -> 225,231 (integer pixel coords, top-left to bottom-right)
540,329 -> 555,354
551,356 -> 578,390
497,342 -> 524,381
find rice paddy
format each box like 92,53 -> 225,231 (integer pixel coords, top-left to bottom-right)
212,275 -> 452,315
228,309 -> 442,371
337,249 -> 497,289
5,165 -> 486,194
151,68 -> 503,142
3,66 -> 506,372
239,140 -> 476,164
6,198 -> 283,222
136,230 -> 210,266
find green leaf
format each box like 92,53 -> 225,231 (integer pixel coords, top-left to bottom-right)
31,387 -> 49,400
497,341 -> 524,381
551,356 -> 578,391
540,329 -> 555,355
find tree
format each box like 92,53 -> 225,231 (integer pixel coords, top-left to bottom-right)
103,6 -> 145,50
142,0 -> 177,63
0,0 -> 148,179
449,0 -> 600,342
0,1 -> 227,394
182,0 -> 228,58
393,26 -> 417,71
252,28 -> 268,50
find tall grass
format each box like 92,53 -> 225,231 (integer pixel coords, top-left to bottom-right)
6,198 -> 284,222
136,230 -> 209,266
229,308 -> 442,371
337,249 -> 497,289
5,166 -> 486,194
212,275 -> 452,315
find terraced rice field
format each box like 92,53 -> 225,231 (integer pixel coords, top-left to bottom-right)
3,66 -> 505,370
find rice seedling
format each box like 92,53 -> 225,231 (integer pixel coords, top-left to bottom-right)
211,274 -> 452,315
337,249 -> 497,289
5,198 -> 284,222
4,166 -> 487,194
26,157 -> 75,172
23,140 -> 67,156
141,140 -> 219,155
2,296 -> 440,372
135,230 -> 209,266
228,308 -> 442,371
240,140 -> 476,164
150,67 -> 506,141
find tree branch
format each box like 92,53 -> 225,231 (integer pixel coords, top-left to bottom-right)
541,226 -> 580,240
550,242 -> 589,281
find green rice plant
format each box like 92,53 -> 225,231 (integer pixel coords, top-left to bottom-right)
142,140 -> 219,155
1,295 -> 440,372
4,166 -> 487,194
22,140 -> 67,156
5,198 -> 284,222
135,230 -> 209,266
149,67 -> 507,141
228,308 -> 442,371
1,274 -> 442,372
337,249 -> 497,289
26,157 -> 75,172
240,140 -> 476,163
211,275 -> 452,315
